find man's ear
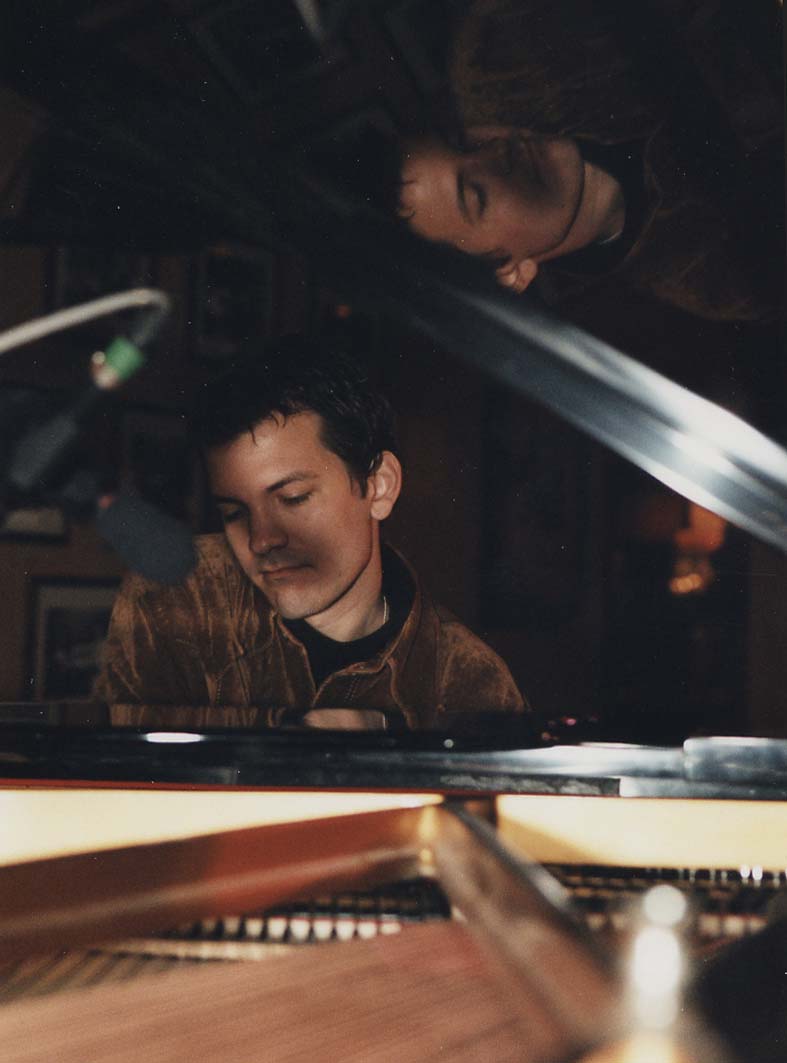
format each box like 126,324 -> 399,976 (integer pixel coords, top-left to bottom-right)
496,257 -> 538,293
368,450 -> 402,521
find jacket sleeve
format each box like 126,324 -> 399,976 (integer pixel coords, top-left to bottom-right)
93,571 -> 208,706
436,618 -> 527,715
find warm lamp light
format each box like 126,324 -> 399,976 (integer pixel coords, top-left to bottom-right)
674,504 -> 727,554
669,503 -> 727,595
578,1032 -> 694,1063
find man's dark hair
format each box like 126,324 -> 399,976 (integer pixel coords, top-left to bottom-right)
191,335 -> 398,494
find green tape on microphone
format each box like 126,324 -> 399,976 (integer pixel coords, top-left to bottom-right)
105,336 -> 147,383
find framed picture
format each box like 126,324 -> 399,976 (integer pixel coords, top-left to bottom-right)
0,505 -> 67,542
192,243 -> 273,364
121,408 -> 204,529
50,246 -> 158,352
28,579 -> 119,700
52,246 -> 155,309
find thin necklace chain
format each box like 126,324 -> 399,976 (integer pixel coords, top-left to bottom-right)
382,594 -> 389,625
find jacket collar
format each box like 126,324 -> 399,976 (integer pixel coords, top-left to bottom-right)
271,544 -> 425,676
226,538 -> 443,719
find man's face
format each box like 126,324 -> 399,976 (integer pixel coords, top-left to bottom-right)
399,129 -> 585,289
207,411 -> 381,626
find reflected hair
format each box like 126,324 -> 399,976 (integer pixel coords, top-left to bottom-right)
452,0 -> 665,144
191,335 -> 398,494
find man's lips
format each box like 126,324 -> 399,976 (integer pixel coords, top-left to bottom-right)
258,563 -> 308,580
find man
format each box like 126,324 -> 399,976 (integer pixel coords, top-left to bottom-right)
398,0 -> 782,326
96,337 -> 525,730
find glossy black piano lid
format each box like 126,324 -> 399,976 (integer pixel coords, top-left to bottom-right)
5,702 -> 787,799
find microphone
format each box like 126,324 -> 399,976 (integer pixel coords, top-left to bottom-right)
5,286 -> 168,497
96,491 -> 196,585
8,336 -> 145,495
0,288 -> 194,584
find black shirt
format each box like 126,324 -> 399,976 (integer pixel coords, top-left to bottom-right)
556,139 -> 647,276
283,546 -> 415,690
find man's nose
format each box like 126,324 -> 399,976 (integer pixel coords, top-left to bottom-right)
248,509 -> 287,555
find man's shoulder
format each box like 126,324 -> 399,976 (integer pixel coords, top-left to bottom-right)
395,557 -> 500,666
419,594 -> 525,713
431,601 -> 504,664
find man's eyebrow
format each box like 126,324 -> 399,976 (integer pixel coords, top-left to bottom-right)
265,472 -> 318,494
211,472 -> 318,504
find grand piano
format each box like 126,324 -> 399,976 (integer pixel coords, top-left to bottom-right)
4,316 -> 787,1060
4,715 -> 787,1060
1,2 -> 786,1061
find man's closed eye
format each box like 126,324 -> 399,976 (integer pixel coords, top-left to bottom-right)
280,492 -> 312,508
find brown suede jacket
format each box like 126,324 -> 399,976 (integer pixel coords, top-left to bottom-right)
95,534 -> 525,730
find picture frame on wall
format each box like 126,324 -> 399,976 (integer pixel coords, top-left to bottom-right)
50,246 -> 158,351
28,579 -> 119,700
52,245 -> 155,309
0,505 -> 67,542
191,243 -> 273,364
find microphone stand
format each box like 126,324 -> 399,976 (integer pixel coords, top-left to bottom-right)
0,288 -> 197,584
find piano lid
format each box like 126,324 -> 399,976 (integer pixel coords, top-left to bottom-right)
333,224 -> 787,554
0,5 -> 784,552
